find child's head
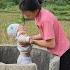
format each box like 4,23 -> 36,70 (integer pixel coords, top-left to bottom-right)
19,0 -> 43,19
7,23 -> 20,37
7,23 -> 27,37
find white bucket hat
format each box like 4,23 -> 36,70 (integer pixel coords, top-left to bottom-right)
7,23 -> 20,37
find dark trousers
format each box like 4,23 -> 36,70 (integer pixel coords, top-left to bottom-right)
60,49 -> 70,70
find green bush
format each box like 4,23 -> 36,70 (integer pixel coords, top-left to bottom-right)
0,0 -> 70,9
0,0 -> 6,9
43,0 -> 70,6
0,0 -> 19,9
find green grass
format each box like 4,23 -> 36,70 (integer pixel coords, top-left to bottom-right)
45,4 -> 70,20
0,3 -> 70,20
61,21 -> 70,40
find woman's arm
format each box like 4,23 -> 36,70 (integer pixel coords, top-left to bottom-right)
31,34 -> 42,40
30,38 -> 55,48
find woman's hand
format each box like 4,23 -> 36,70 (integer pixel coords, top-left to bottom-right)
29,38 -> 55,48
31,34 -> 42,40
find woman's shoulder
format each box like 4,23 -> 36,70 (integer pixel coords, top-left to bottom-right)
41,8 -> 57,22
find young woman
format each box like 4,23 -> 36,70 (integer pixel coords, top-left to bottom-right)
19,0 -> 70,70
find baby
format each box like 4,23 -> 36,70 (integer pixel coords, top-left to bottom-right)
7,23 -> 32,64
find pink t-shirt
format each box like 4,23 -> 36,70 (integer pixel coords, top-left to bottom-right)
35,8 -> 70,57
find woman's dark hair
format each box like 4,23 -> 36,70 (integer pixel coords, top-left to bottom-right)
19,0 -> 43,12
38,0 -> 43,4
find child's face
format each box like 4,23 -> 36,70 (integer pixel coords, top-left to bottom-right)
18,25 -> 27,35
21,11 -> 38,20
